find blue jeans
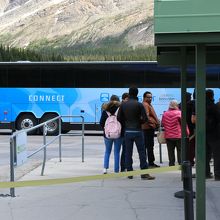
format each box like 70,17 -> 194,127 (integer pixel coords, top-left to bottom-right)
120,138 -> 126,172
124,131 -> 148,171
104,137 -> 122,173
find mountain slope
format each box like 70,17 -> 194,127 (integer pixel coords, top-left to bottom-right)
0,0 -> 154,48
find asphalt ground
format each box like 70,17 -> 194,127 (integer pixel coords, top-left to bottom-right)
0,132 -> 219,220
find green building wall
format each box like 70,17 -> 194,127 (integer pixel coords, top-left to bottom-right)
154,0 -> 220,34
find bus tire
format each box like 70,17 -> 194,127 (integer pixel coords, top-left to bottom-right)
16,114 -> 37,135
40,113 -> 59,136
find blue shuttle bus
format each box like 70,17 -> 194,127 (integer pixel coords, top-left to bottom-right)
0,61 -> 219,135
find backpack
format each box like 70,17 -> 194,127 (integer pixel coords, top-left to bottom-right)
104,108 -> 121,139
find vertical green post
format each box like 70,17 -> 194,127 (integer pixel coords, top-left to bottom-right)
195,44 -> 206,220
180,47 -> 187,162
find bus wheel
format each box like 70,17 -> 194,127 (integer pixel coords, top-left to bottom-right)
16,114 -> 37,135
40,114 -> 59,136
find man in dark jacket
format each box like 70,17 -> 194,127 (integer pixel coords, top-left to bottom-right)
186,92 -> 196,166
179,91 -> 195,166
120,92 -> 129,172
206,89 -> 220,180
214,104 -> 220,180
117,87 -> 155,180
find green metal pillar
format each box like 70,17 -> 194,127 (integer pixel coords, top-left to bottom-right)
195,44 -> 206,220
180,47 -> 187,162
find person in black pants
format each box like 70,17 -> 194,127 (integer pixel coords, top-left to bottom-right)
120,92 -> 129,172
206,89 -> 220,180
213,102 -> 220,181
117,87 -> 155,180
142,91 -> 160,168
179,92 -> 196,166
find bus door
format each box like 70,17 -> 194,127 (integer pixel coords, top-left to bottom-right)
70,103 -> 95,124
95,104 -> 102,124
0,103 -> 11,128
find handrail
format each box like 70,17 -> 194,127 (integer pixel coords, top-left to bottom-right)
9,115 -> 85,197
27,135 -> 58,158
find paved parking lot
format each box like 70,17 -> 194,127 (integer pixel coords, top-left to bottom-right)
0,130 -> 169,181
0,131 -> 219,220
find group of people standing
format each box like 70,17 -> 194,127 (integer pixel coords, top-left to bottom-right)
181,89 -> 220,180
198,89 -> 220,180
100,87 -> 159,180
159,89 -> 220,181
100,87 -> 220,181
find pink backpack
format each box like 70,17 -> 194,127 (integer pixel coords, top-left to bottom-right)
104,108 -> 121,139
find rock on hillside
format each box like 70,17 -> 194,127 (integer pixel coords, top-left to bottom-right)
0,0 -> 154,48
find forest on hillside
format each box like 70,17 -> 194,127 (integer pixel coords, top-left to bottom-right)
0,45 -> 64,61
0,45 -> 156,61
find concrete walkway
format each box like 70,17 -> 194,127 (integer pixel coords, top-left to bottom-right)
0,136 -> 219,220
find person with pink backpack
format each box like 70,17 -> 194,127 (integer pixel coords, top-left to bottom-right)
100,95 -> 122,174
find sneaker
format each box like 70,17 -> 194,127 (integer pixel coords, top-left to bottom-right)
141,174 -> 155,180
103,168 -> 107,174
149,163 -> 160,168
128,176 -> 133,179
169,163 -> 175,167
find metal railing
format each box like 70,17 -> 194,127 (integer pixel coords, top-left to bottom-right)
9,115 -> 85,197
